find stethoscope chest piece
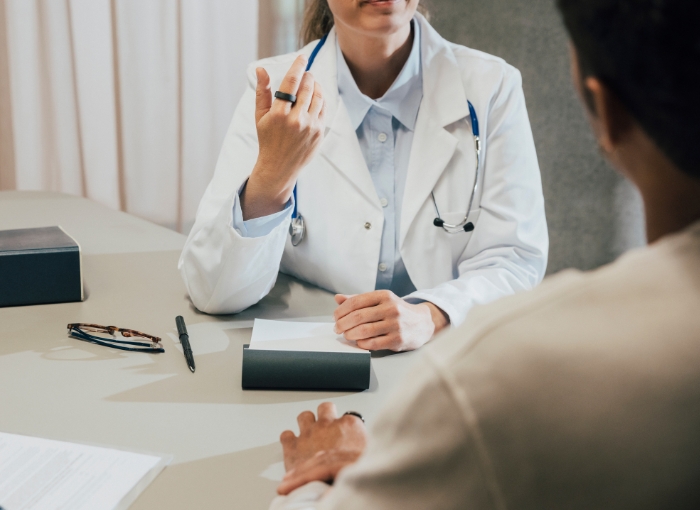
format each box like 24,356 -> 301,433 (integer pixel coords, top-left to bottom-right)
289,214 -> 305,246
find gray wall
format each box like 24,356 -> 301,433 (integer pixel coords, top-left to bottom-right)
427,0 -> 646,274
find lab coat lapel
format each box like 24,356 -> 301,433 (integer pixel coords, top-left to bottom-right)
313,29 -> 380,206
400,16 -> 470,249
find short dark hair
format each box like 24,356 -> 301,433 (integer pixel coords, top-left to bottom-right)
556,0 -> 700,178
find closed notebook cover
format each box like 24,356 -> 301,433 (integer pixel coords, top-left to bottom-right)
241,345 -> 371,391
0,226 -> 83,307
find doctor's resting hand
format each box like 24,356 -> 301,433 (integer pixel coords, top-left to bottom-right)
334,291 -> 450,351
241,54 -> 327,221
278,403 -> 367,496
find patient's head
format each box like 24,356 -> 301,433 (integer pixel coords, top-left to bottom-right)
558,0 -> 699,178
557,0 -> 700,241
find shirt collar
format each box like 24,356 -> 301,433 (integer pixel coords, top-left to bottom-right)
337,18 -> 423,131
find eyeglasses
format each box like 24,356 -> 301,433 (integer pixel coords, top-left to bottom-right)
67,323 -> 164,353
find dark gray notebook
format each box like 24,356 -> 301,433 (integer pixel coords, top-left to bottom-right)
0,226 -> 83,307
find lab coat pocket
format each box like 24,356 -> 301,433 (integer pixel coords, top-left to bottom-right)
441,209 -> 482,266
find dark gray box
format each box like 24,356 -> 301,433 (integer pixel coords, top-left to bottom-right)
242,345 -> 371,391
0,226 -> 83,307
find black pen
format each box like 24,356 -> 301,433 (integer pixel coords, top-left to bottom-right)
176,316 -> 195,373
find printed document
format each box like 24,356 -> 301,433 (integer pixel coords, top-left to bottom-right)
249,319 -> 365,353
0,432 -> 167,510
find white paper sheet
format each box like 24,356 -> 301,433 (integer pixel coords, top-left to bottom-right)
249,319 -> 366,354
0,432 -> 166,510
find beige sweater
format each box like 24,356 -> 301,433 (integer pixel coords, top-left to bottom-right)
271,221 -> 700,510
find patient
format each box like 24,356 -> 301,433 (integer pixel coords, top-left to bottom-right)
270,0 -> 700,508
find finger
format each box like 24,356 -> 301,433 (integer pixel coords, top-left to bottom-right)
297,410 -> 316,432
319,98 -> 328,125
334,294 -> 354,305
255,67 -> 272,125
356,335 -> 393,351
277,54 -> 309,97
340,413 -> 366,427
308,80 -> 324,116
279,430 -> 297,466
344,320 -> 392,342
277,454 -> 335,495
334,291 -> 389,322
317,402 -> 338,423
280,430 -> 296,449
294,72 -> 315,111
335,305 -> 386,334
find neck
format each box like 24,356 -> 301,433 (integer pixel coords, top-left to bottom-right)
617,133 -> 700,243
639,172 -> 700,244
335,22 -> 413,99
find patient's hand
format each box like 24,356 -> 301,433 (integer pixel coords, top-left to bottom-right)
278,402 -> 367,494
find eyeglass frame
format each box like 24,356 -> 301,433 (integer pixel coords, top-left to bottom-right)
66,323 -> 164,353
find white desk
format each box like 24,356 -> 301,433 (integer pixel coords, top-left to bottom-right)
0,191 -> 420,509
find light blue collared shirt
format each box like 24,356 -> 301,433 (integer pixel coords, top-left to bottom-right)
337,20 -> 422,296
233,20 -> 423,297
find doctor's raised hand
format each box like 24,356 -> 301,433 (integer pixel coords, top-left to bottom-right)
241,56 -> 326,221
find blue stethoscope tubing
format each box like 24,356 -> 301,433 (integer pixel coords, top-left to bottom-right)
288,32 -> 481,246
289,32 -> 329,246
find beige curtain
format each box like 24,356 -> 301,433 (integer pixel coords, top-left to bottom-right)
258,0 -> 304,59
0,0 -> 257,233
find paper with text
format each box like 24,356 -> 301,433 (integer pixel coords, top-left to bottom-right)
249,319 -> 365,353
0,432 -> 166,510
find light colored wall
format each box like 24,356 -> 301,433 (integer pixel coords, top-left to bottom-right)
427,0 -> 646,274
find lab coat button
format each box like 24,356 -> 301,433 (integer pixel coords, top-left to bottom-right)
377,133 -> 387,143
364,222 -> 372,230
380,198 -> 388,207
378,263 -> 387,272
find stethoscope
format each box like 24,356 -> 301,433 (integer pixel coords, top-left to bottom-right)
288,33 -> 481,246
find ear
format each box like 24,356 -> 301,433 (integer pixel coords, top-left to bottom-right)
583,77 -> 634,155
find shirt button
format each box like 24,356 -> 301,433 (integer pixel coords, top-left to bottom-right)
364,222 -> 372,230
377,133 -> 387,143
378,263 -> 387,272
380,198 -> 388,207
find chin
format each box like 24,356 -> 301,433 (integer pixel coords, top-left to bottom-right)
356,0 -> 414,35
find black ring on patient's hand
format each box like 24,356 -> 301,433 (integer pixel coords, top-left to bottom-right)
343,411 -> 364,423
274,91 -> 297,103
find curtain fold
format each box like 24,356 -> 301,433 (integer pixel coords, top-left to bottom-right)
0,0 -> 16,191
0,0 -> 257,233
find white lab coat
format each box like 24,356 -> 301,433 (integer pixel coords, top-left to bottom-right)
179,15 -> 548,326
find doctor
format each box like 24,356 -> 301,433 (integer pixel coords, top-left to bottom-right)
179,0 -> 548,352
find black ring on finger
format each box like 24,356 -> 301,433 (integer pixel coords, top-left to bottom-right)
343,411 -> 364,423
274,91 -> 297,103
